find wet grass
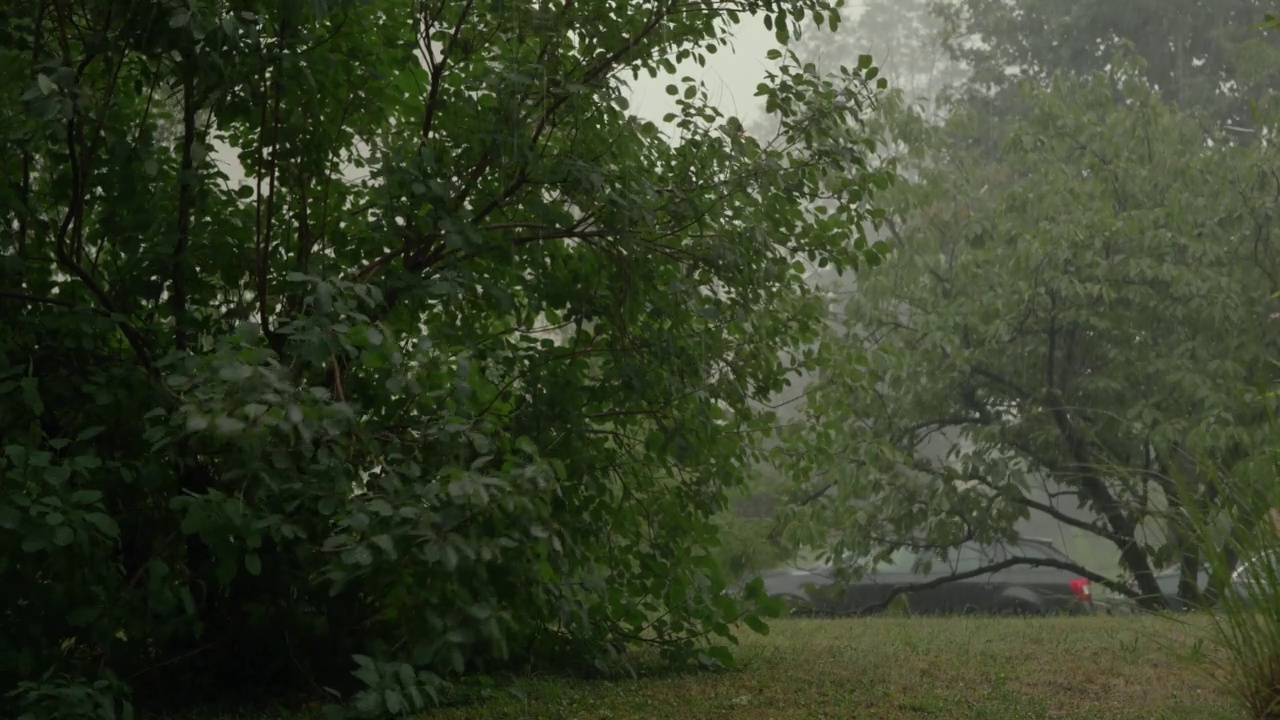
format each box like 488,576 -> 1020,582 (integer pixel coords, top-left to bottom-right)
422,614 -> 1236,720
200,614 -> 1241,720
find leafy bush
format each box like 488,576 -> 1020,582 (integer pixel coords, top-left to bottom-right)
1186,444 -> 1280,719
712,515 -> 793,583
775,52 -> 1280,607
0,0 -> 890,717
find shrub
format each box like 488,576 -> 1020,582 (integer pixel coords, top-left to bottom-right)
0,1 -> 890,717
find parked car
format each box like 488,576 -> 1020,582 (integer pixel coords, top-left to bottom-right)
1102,556 -> 1268,614
1089,567 -> 1205,614
1231,551 -> 1280,586
759,537 -> 1094,616
1137,566 -> 1209,611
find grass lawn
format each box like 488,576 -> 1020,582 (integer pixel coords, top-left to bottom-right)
422,615 -> 1238,720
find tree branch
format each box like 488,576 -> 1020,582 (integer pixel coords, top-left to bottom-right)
839,555 -> 1136,616
420,0 -> 472,141
172,50 -> 197,350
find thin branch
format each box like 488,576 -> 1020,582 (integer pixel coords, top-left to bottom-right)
172,50 -> 197,350
255,15 -> 289,333
421,0 -> 473,141
0,290 -> 78,309
841,555 -> 1136,616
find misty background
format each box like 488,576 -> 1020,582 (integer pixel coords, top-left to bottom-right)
622,2 -> 1129,576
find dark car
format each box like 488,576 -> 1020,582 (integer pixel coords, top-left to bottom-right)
1091,567 -> 1206,614
1135,567 -> 1209,611
760,537 -> 1094,616
1116,556 -> 1266,613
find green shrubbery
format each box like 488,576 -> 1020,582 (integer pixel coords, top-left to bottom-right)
0,1 -> 890,718
1186,440 -> 1280,718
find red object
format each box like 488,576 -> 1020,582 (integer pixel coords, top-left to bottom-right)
1068,577 -> 1092,602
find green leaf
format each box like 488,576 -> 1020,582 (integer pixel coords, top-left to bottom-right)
0,506 -> 21,530
71,489 -> 103,505
83,512 -> 119,538
20,377 -> 43,415
76,426 -> 105,442
742,613 -> 770,635
704,644 -> 735,668
213,416 -> 246,434
384,689 -> 404,715
68,606 -> 99,627
52,525 -> 74,547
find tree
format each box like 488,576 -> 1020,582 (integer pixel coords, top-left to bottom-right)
778,56 -> 1280,607
932,0 -> 1280,128
796,0 -> 967,117
0,1 -> 892,717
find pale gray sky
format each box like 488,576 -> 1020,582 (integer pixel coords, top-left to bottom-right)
627,22 -> 777,127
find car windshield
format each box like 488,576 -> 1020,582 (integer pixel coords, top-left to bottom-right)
999,538 -> 1070,563
929,543 -> 1001,572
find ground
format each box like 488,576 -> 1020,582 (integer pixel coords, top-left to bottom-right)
422,615 -> 1237,720
215,615 -> 1242,720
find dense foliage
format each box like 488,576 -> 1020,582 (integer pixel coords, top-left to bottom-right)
933,0 -> 1280,126
0,1 -> 893,717
777,49 -> 1280,604
797,0 -> 963,113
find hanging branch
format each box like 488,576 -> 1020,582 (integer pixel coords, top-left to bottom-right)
172,50 -> 198,351
256,14 -> 289,337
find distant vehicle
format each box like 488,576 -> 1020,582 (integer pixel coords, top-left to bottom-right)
1130,567 -> 1209,612
759,537 -> 1094,616
1231,551 -> 1280,586
1107,555 -> 1271,613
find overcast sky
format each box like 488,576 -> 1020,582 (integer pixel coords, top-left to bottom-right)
627,21 -> 777,128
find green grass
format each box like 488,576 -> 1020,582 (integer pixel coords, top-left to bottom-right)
422,615 -> 1236,720
199,615 -> 1243,720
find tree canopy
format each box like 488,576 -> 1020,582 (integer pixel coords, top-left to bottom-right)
0,1 -> 891,718
776,48 -> 1280,604
933,0 -> 1280,127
